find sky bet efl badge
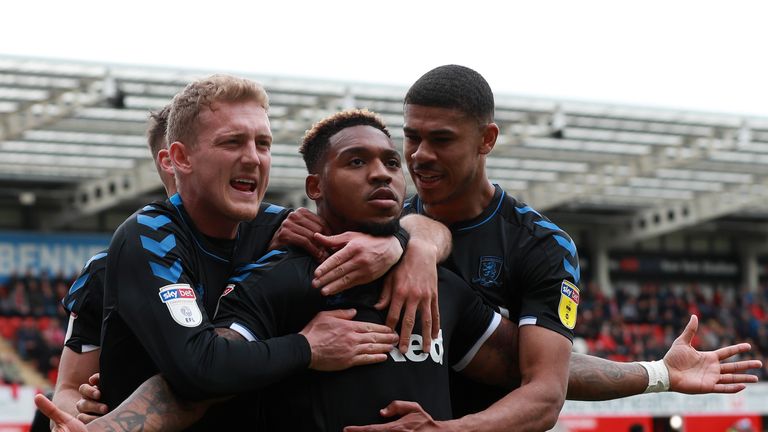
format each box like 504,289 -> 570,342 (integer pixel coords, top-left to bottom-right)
159,284 -> 202,327
558,280 -> 579,329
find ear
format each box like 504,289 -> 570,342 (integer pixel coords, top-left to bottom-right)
168,141 -> 192,174
305,174 -> 322,201
479,123 -> 499,155
157,148 -> 174,177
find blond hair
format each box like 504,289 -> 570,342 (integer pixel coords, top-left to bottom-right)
167,74 -> 269,146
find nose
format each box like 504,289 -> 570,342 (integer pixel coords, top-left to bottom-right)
241,141 -> 261,167
409,141 -> 435,165
369,160 -> 392,184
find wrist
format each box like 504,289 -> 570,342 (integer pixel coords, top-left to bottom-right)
637,359 -> 670,393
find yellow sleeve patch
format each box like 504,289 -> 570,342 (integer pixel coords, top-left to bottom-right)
558,280 -> 579,330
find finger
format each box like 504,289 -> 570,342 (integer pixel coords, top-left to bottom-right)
430,296 -> 440,339
711,383 -> 747,394
718,373 -> 759,384
420,300 -> 433,354
282,230 -> 328,261
319,269 -> 367,296
313,232 -> 350,250
35,394 -> 72,424
78,383 -> 100,401
349,353 -> 389,366
385,295 -> 404,331
721,359 -> 762,373
374,277 -> 393,310
88,373 -> 100,386
357,343 -> 398,355
319,308 -> 357,320
314,253 -> 352,288
674,315 -> 697,346
76,398 -> 108,415
381,400 -> 422,417
354,321 -> 398,336
398,302 -> 418,353
714,343 -> 752,361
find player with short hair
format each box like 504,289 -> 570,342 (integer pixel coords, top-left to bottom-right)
347,65 -> 762,431
96,74 -> 399,430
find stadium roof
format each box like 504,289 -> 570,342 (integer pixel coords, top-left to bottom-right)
1,55 -> 768,246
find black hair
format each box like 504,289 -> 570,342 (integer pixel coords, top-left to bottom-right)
404,64 -> 495,124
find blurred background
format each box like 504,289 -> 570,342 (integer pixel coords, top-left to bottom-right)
0,1 -> 767,431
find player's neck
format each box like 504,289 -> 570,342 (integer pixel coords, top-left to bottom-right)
422,180 -> 495,226
181,195 -> 240,240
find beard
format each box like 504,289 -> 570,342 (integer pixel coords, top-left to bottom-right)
356,218 -> 400,237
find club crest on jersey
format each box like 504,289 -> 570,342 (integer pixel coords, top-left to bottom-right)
558,280 -> 579,329
472,256 -> 503,287
159,284 -> 202,328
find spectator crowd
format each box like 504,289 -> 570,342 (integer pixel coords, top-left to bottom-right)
575,280 -> 768,380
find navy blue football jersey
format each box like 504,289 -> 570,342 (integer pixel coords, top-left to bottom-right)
214,246 -> 501,430
99,194 -> 310,426
404,184 -> 580,416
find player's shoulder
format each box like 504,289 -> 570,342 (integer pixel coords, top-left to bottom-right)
249,202 -> 292,225
62,250 -> 108,313
497,189 -> 575,243
114,198 -> 181,238
228,246 -> 315,286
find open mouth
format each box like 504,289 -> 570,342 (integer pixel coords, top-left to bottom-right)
414,172 -> 442,184
230,178 -> 257,192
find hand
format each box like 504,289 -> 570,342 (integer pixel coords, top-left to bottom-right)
300,309 -> 399,371
377,238 -> 439,353
35,394 -> 87,432
312,232 -> 403,295
665,315 -> 762,394
76,373 -> 109,423
344,401 -> 444,432
269,208 -> 331,262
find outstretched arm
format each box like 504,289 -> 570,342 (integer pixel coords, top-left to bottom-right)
568,315 -> 761,400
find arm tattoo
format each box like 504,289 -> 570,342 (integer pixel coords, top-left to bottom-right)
567,353 -> 648,401
90,375 -> 208,432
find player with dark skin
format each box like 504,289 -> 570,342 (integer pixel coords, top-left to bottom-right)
37,109 -> 762,432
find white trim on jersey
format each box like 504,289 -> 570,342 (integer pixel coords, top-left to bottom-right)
81,344 -> 99,353
64,315 -> 75,343
519,316 -> 538,326
452,312 -> 502,372
229,322 -> 258,342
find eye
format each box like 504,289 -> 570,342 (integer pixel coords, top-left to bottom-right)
349,158 -> 365,167
386,158 -> 401,168
257,138 -> 272,149
404,134 -> 420,143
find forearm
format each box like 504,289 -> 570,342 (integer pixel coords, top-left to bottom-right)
139,328 -> 310,400
449,383 -> 565,432
400,214 -> 451,261
85,374 -> 209,432
567,353 -> 648,400
51,387 -> 82,419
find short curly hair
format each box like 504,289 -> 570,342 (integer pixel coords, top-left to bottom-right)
404,64 -> 495,124
167,74 -> 269,147
300,109 -> 391,173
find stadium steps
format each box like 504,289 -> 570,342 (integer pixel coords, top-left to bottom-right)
0,335 -> 50,388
